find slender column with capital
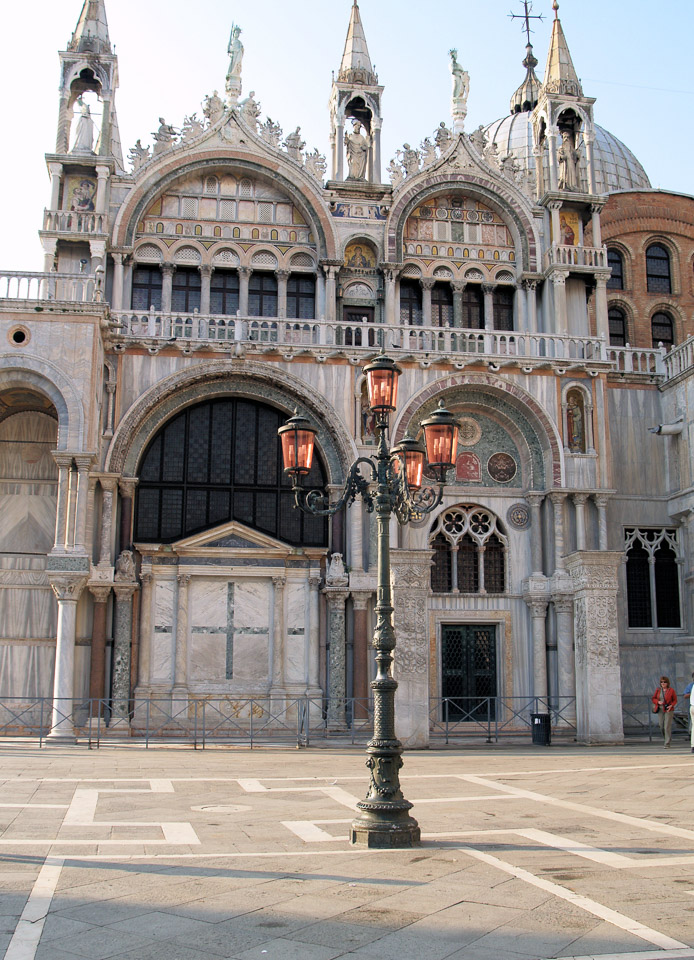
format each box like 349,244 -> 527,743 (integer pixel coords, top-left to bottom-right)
549,492 -> 567,573
56,97 -> 70,153
482,283 -> 495,331
322,264 -> 339,324
573,493 -> 588,552
381,264 -> 399,326
277,269 -> 289,319
136,573 -> 154,692
552,272 -> 568,336
239,266 -> 251,315
373,119 -> 382,183
173,574 -> 191,696
336,123 -> 344,180
523,279 -> 538,334
49,163 -> 63,211
112,253 -> 124,311
73,455 -> 94,553
533,144 -> 544,196
88,584 -> 111,711
325,588 -> 349,729
52,453 -> 73,552
199,265 -> 212,315
594,494 -> 609,551
594,274 -> 609,342
97,477 -> 117,570
352,591 -> 372,719
95,165 -> 110,215
452,281 -> 465,328
119,478 -> 138,552
161,264 -> 174,313
590,204 -> 602,248
528,599 -> 548,700
271,576 -> 286,697
553,595 -> 576,722
547,130 -> 559,191
111,581 -> 138,724
46,575 -> 88,742
527,493 -> 544,575
421,278 -> 435,327
308,574 -> 321,692
584,134 -> 597,194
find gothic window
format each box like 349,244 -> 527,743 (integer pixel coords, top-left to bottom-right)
399,280 -> 422,325
429,505 -> 507,594
493,287 -> 514,331
625,528 -> 680,629
462,284 -> 483,329
431,282 -> 453,327
210,270 -> 239,316
607,249 -> 624,289
646,244 -> 671,294
249,272 -> 278,317
131,267 -> 162,310
651,311 -> 675,349
608,306 -> 627,347
287,275 -> 316,319
171,267 -> 201,313
135,398 -> 328,547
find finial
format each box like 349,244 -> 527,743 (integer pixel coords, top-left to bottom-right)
553,0 -> 559,19
509,1 -> 543,45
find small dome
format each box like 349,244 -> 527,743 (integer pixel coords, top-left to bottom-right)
484,112 -> 651,193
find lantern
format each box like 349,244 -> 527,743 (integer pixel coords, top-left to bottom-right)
363,355 -> 402,414
278,411 -> 317,477
421,401 -> 459,482
394,436 -> 425,490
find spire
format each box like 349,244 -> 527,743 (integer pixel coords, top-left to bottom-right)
338,2 -> 377,86
68,0 -> 111,55
542,2 -> 582,97
510,42 -> 541,114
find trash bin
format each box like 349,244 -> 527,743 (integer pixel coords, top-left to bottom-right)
531,712 -> 551,746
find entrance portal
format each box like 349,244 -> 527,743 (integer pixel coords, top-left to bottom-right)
441,624 -> 497,719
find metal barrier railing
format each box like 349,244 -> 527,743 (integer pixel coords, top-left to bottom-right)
429,697 -> 577,744
621,695 -> 692,743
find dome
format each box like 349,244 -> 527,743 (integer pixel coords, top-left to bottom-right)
484,112 -> 651,194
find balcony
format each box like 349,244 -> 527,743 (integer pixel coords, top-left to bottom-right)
0,270 -> 100,303
662,336 -> 694,383
42,209 -> 107,236
545,244 -> 607,271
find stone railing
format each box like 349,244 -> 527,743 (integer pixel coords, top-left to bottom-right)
662,336 -> 694,382
606,344 -> 666,376
0,270 -> 100,303
112,310 -> 611,365
42,209 -> 107,235
545,244 -> 607,270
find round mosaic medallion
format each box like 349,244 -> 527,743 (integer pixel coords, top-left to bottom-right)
457,416 -> 482,447
487,451 -> 517,483
507,502 -> 530,530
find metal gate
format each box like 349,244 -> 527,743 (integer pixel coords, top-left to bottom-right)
441,624 -> 497,720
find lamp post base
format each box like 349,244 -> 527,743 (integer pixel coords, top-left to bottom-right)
350,808 -> 421,848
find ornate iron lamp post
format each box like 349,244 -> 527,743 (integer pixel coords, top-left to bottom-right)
278,355 -> 458,847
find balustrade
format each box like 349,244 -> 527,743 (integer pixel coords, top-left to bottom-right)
43,208 -> 106,235
545,243 -> 607,269
0,270 -> 98,303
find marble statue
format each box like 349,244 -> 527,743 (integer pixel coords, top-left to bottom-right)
449,49 -> 470,106
326,553 -> 348,586
345,121 -> 369,180
152,118 -> 178,156
128,139 -> 151,171
434,122 -> 452,153
469,124 -> 486,155
115,550 -> 136,581
72,98 -> 96,154
182,113 -> 204,142
500,153 -> 519,179
558,129 -> 581,191
284,127 -> 305,162
401,143 -> 420,177
387,157 -> 405,188
226,24 -> 244,102
239,91 -> 261,129
260,118 -> 283,148
203,91 -> 225,126
420,137 -> 437,167
484,139 -> 500,168
304,148 -> 327,181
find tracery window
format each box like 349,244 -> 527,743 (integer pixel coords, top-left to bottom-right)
210,270 -> 239,316
399,280 -> 422,325
431,282 -> 453,327
462,284 -> 483,329
608,306 -> 627,347
651,311 -> 675,349
135,398 -> 328,547
493,287 -> 514,331
607,249 -> 624,290
430,505 -> 507,594
249,272 -> 278,317
646,244 -> 671,294
625,528 -> 680,629
131,267 -> 162,310
171,267 -> 201,313
287,275 -> 316,319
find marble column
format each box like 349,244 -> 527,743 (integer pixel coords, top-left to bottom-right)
549,491 -> 567,573
173,574 -> 191,697
336,122 -> 344,181
351,590 -> 372,718
271,576 -> 287,698
527,599 -> 548,701
46,575 -> 88,742
552,271 -> 568,336
552,595 -> 576,723
308,574 -> 321,693
372,118 -> 382,183
97,476 -> 118,572
56,96 -> 70,153
584,134 -> 597,194
527,493 -> 544,575
111,581 -> 138,725
594,494 -> 609,551
42,238 -> 58,279
547,129 -> 559,191
73,455 -> 94,553
381,263 -> 399,327
482,283 -> 495,331
523,279 -> 538,334
277,269 -> 289,319
49,163 -> 63,211
452,280 -> 465,328
88,584 -> 111,712
199,264 -> 212,315
390,549 -> 433,748
573,493 -> 588,552
135,572 -> 154,693
594,274 -> 610,342
324,587 -> 349,729
112,253 -> 124,312
533,144 -> 544,196
590,203 -> 602,248
161,263 -> 174,313
52,453 -> 73,552
239,266 -> 251,315
95,164 -> 110,215
566,551 -> 624,743
421,278 -> 435,327
322,264 -> 339,324
119,477 -> 138,552
104,383 -> 116,437
515,283 -> 527,332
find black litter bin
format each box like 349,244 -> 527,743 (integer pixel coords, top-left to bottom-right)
531,712 -> 551,746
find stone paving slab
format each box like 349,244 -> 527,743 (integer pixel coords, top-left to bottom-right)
1,743 -> 694,960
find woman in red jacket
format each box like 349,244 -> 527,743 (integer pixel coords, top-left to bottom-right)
652,676 -> 677,747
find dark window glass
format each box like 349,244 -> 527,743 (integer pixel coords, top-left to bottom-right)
654,542 -> 681,628
287,274 -> 316,319
131,267 -> 162,310
399,280 -> 422,325
646,244 -> 671,294
431,534 -> 451,592
457,534 -> 479,592
134,398 -> 328,547
171,267 -> 201,313
441,624 -> 497,720
492,288 -> 514,332
210,270 -> 239,316
607,249 -> 624,290
626,540 -> 651,627
249,272 -> 277,317
608,307 -> 627,347
651,312 -> 674,349
462,285 -> 483,329
431,282 -> 453,327
484,535 -> 505,592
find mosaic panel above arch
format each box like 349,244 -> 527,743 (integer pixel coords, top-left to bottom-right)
403,193 -> 515,268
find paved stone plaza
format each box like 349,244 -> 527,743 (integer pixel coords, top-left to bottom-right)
1,744 -> 694,960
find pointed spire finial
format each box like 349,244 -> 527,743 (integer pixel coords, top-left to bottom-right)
553,1 -> 559,19
542,1 -> 583,97
338,0 -> 377,85
69,0 -> 111,55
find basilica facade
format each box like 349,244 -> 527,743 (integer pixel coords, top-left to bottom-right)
1,0 -> 692,745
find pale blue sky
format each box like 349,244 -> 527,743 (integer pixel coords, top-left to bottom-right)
1,0 -> 691,270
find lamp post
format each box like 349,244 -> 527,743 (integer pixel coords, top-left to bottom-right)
278,355 -> 458,847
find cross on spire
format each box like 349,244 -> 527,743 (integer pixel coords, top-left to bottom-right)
509,0 -> 544,46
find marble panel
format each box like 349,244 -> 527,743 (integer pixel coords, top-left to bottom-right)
154,579 -> 174,628
234,579 -> 269,631
190,578 -> 227,629
0,586 -> 56,639
189,632 -> 226,681
286,580 -> 306,630
189,578 -> 229,682
233,632 -> 269,683
0,641 -> 55,698
152,579 -> 175,683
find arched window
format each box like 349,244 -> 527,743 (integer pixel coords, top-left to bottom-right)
429,505 -> 507,594
431,282 -> 453,327
646,244 -> 671,294
462,285 -> 483,329
249,272 -> 278,317
651,312 -> 674,349
607,249 -> 624,290
625,529 -> 680,629
210,270 -> 239,316
131,267 -> 162,310
399,280 -> 422,325
171,267 -> 201,313
287,275 -> 316,319
608,306 -> 627,347
492,287 -> 514,331
134,398 -> 328,547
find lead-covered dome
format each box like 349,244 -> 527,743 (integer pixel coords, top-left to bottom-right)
484,112 -> 650,194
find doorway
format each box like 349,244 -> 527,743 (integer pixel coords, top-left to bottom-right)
441,623 -> 497,719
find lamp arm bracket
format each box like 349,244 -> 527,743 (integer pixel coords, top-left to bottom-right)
294,458 -> 377,517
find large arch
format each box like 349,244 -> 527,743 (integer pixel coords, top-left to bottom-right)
0,358 -> 85,450
105,359 -> 356,483
394,371 -> 564,489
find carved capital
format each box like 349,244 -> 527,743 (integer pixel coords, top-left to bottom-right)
113,581 -> 138,601
276,269 -> 290,281
161,262 -> 175,277
452,280 -> 467,293
552,596 -> 574,616
199,264 -> 213,278
526,598 -> 548,618
351,590 -> 373,611
239,265 -> 252,278
52,452 -> 73,470
548,491 -> 566,506
272,576 -> 286,588
74,453 -> 96,473
420,278 -> 436,291
50,575 -> 88,602
522,278 -> 538,291
572,493 -> 589,507
481,282 -> 495,295
88,584 -> 112,604
177,574 -> 191,587
119,476 -> 138,499
308,575 -> 322,590
526,492 -> 545,509
593,494 -> 610,510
